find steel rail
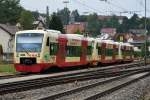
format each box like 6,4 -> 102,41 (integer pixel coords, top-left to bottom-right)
0,61 -> 144,80
38,70 -> 150,100
84,72 -> 150,100
0,62 -> 147,95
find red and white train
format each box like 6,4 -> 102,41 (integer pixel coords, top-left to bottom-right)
14,30 -> 134,72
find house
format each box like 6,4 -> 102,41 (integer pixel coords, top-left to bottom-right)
100,28 -> 117,38
114,32 -> 146,51
113,33 -> 136,42
33,20 -> 46,30
129,29 -> 145,36
0,24 -> 19,61
64,22 -> 87,34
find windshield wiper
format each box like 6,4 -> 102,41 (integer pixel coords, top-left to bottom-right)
20,46 -> 31,56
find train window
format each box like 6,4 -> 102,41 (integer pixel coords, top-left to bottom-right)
96,43 -> 98,49
46,37 -> 49,46
50,43 -> 58,55
98,47 -> 101,55
106,49 -> 113,56
87,46 -> 92,55
114,48 -> 118,55
66,46 -> 81,57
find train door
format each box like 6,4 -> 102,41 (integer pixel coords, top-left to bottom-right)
101,43 -> 106,63
113,44 -> 116,62
80,40 -> 87,65
131,46 -> 134,60
123,46 -> 126,61
56,37 -> 67,67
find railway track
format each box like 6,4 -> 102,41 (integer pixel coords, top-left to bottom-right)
38,71 -> 150,100
0,61 -> 144,80
0,62 -> 149,96
0,72 -> 33,80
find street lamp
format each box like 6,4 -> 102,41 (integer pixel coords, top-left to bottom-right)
63,1 -> 69,34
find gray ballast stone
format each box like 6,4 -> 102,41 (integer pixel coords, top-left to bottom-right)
98,76 -> 150,100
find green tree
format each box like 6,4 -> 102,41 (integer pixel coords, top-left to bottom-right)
78,15 -> 87,22
32,10 -> 40,20
49,13 -> 64,33
19,10 -> 34,30
71,10 -> 80,22
87,13 -> 101,37
75,29 -> 81,34
57,8 -> 70,25
128,14 -> 140,29
118,17 -> 129,33
104,16 -> 118,27
0,0 -> 23,24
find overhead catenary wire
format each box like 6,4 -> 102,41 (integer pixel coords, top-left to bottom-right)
100,0 -> 142,16
73,0 -> 106,14
137,0 -> 150,12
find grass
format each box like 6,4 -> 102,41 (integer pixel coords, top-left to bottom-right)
0,64 -> 17,74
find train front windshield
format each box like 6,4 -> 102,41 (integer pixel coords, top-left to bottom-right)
16,33 -> 44,52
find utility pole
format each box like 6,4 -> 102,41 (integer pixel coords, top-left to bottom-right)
144,0 -> 147,65
46,6 -> 50,29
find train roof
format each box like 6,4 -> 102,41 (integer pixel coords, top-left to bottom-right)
16,29 -> 61,34
16,30 -> 45,34
65,34 -> 84,40
46,30 -> 61,34
101,40 -> 115,44
114,42 -> 120,45
120,42 -> 133,47
16,29 -> 62,38
86,37 -> 95,41
95,38 -> 103,43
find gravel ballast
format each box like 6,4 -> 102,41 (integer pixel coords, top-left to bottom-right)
0,75 -> 150,100
98,75 -> 150,100
0,77 -> 113,100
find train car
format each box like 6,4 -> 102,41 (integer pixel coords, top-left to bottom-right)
92,39 -> 117,65
100,40 -> 117,64
14,29 -> 134,73
114,42 -> 122,63
120,43 -> 134,62
56,34 -> 93,67
86,37 -> 95,65
92,38 -> 102,65
14,30 -> 61,72
133,46 -> 142,60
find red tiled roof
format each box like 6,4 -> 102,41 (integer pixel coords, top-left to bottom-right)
65,22 -> 86,34
101,28 -> 116,33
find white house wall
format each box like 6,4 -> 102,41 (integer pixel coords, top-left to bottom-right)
0,29 -> 13,53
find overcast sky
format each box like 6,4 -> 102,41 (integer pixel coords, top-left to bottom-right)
20,0 -> 150,17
